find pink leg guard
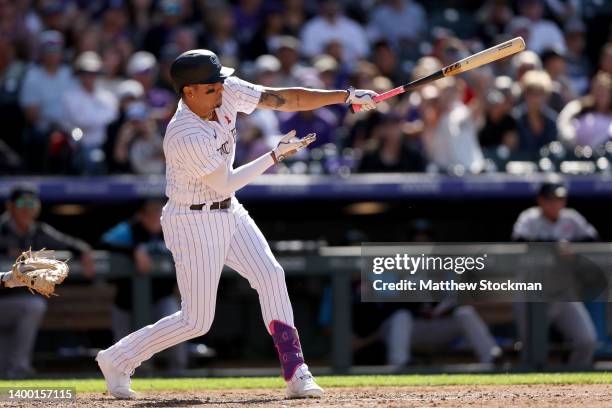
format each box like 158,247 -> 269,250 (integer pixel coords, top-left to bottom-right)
269,320 -> 304,381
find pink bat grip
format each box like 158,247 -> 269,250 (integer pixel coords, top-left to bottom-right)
350,86 -> 405,113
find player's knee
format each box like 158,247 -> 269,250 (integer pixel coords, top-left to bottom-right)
390,309 -> 412,327
573,330 -> 598,352
181,312 -> 212,338
453,305 -> 478,320
269,263 -> 286,282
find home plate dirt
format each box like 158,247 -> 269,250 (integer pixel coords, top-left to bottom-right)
6,384 -> 612,407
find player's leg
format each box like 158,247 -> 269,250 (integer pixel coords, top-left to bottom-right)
380,309 -> 413,366
451,305 -> 502,363
411,307 -> 501,364
549,302 -> 597,365
224,206 -> 322,398
0,295 -> 46,377
153,295 -> 189,372
97,209 -> 235,397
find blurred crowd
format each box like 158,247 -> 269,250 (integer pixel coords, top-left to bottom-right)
0,0 -> 611,176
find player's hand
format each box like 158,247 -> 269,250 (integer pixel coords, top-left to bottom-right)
345,87 -> 378,111
134,247 -> 153,274
271,130 -> 316,162
1,271 -> 26,288
80,252 -> 96,279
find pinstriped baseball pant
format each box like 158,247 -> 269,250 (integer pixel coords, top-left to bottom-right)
105,199 -> 295,374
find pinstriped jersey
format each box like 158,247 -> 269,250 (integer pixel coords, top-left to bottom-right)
163,76 -> 263,204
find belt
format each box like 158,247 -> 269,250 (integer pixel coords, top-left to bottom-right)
189,198 -> 231,211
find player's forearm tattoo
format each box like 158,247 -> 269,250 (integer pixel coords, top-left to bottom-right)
259,91 -> 287,108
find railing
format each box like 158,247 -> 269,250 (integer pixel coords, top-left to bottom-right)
2,173 -> 612,202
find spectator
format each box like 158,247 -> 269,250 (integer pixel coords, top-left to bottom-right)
0,0 -> 31,48
62,51 -> 118,174
313,54 -> 343,90
371,40 -> 406,86
541,47 -> 575,112
283,0 -> 308,38
143,0 -> 183,57
421,79 -> 485,174
564,19 -> 590,96
476,0 -> 515,47
544,0 -> 582,24
19,30 -> 74,172
0,185 -> 95,378
512,49 -> 543,81
242,2 -> 285,61
516,0 -> 566,55
105,79 -> 146,173
113,102 -> 164,175
101,200 -> 187,373
98,45 -> 126,96
232,0 -> 264,46
512,177 -> 598,366
367,0 -> 426,48
358,113 -> 426,173
557,72 -> 611,149
300,0 -> 369,63
278,76 -> 339,149
205,5 -> 240,63
514,70 -> 558,159
599,42 -> 612,75
246,55 -> 282,144
99,4 -> 132,52
478,89 -> 519,150
126,51 -> 175,126
272,36 -> 304,87
0,36 -> 27,161
170,26 -> 197,55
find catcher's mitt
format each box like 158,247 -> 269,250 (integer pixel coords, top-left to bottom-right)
12,249 -> 69,297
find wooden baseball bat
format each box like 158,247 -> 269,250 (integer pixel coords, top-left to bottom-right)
351,36 -> 526,113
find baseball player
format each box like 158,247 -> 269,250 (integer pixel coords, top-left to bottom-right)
96,49 -> 378,399
512,177 -> 599,365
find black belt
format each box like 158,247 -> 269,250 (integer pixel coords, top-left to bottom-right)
189,198 -> 231,211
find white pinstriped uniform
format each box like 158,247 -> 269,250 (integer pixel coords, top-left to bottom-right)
104,76 -> 295,375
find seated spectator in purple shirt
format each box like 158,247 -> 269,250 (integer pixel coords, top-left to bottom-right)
558,72 -> 611,149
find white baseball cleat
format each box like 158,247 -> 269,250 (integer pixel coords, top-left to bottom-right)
285,364 -> 324,399
95,350 -> 137,399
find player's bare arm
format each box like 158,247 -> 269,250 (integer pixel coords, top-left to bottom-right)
257,87 -> 379,112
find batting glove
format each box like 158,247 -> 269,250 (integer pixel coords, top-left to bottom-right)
271,130 -> 317,163
345,87 -> 378,111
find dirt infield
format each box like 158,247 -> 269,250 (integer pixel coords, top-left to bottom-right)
5,384 -> 612,408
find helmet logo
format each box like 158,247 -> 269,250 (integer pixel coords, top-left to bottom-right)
210,55 -> 221,69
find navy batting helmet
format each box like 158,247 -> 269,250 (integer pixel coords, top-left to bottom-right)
170,49 -> 234,94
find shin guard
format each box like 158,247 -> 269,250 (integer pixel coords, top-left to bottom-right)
269,320 -> 304,381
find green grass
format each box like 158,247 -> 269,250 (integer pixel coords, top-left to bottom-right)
0,373 -> 611,393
